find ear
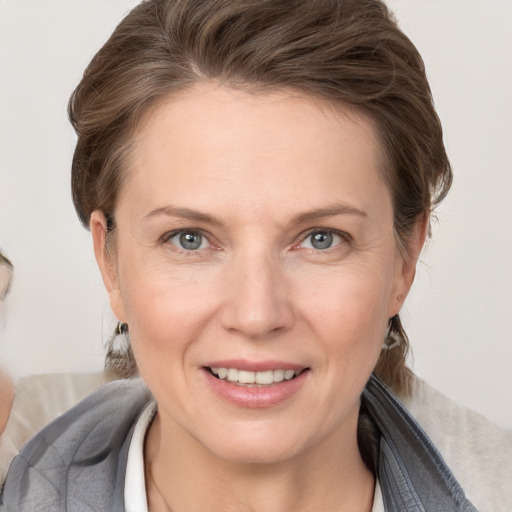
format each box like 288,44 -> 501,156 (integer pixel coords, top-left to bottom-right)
90,210 -> 127,323
389,214 -> 429,317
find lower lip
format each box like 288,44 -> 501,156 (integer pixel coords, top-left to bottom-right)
203,369 -> 309,408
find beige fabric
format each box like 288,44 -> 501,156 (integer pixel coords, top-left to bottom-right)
0,372 -> 111,484
0,372 -> 510,510
396,376 -> 512,512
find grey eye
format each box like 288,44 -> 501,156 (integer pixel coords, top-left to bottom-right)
300,230 -> 343,250
180,231 -> 203,250
310,231 -> 334,249
168,231 -> 207,251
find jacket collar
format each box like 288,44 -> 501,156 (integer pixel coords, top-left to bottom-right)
2,377 -> 477,511
363,375 -> 477,511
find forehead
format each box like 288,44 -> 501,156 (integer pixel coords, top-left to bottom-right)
135,84 -> 381,158
121,84 -> 390,222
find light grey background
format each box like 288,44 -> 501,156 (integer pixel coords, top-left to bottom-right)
1,0 -> 511,427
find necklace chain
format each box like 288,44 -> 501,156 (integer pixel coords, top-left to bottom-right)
147,464 -> 174,512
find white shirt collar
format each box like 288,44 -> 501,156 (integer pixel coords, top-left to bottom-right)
124,404 -> 384,511
125,402 -> 156,512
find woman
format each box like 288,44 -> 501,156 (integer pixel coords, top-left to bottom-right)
0,252 -> 14,435
1,0 -> 510,510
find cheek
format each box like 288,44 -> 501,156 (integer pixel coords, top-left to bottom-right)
297,264 -> 393,357
116,255 -> 219,363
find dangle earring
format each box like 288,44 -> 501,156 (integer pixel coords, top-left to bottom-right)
117,321 -> 128,336
105,321 -> 137,378
382,315 -> 400,350
109,321 -> 130,353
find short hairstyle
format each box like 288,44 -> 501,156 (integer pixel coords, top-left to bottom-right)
69,0 -> 452,392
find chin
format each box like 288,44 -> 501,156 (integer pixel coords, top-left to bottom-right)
213,443 -> 301,466
199,425 -> 315,466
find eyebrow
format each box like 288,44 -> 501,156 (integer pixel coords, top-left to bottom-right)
289,203 -> 367,226
144,202 -> 366,229
143,206 -> 224,227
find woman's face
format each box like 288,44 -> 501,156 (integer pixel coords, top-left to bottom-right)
93,84 -> 420,464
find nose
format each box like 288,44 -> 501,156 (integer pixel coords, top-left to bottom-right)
219,250 -> 294,340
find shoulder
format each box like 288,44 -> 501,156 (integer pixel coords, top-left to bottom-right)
9,371 -> 112,433
396,374 -> 512,512
1,378 -> 153,511
0,372 -> 112,485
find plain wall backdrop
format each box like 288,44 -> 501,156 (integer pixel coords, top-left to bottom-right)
0,0 -> 511,427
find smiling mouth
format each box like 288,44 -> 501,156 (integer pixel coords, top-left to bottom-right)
207,367 -> 308,387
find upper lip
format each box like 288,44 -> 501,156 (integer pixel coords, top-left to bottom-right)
203,359 -> 308,372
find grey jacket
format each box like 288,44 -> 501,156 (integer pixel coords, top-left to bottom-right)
0,376 -> 477,511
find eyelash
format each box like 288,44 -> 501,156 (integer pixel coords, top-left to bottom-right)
295,229 -> 349,253
160,229 -> 215,254
160,228 -> 350,255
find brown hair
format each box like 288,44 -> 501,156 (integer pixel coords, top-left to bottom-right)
70,0 -> 452,392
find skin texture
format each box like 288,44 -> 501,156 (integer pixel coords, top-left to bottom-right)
92,84 -> 424,512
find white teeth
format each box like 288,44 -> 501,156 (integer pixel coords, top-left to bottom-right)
284,369 -> 295,380
238,370 -> 256,384
273,369 -> 285,382
227,368 -> 239,382
210,367 -> 303,386
255,370 -> 274,385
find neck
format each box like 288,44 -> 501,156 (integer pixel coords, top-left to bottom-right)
145,411 -> 375,512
